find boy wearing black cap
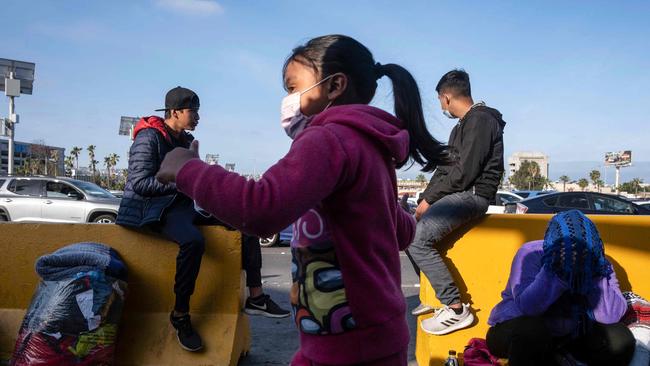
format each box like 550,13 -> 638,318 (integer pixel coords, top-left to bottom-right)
117,86 -> 205,351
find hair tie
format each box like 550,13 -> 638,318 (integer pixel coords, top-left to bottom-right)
374,62 -> 386,79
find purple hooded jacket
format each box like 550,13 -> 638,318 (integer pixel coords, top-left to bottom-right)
488,240 -> 627,337
176,105 -> 416,363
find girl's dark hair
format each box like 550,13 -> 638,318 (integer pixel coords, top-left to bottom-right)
283,34 -> 447,172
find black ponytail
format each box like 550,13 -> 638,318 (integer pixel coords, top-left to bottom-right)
284,34 -> 448,172
380,64 -> 448,172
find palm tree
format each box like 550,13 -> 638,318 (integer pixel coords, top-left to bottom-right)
103,153 -> 120,188
49,149 -> 60,176
526,161 -> 540,190
64,156 -> 74,176
104,156 -> 112,179
70,146 -> 83,170
543,178 -> 555,190
109,153 -> 120,170
578,178 -> 589,191
87,145 -> 97,177
589,170 -> 601,192
631,178 -> 644,195
559,175 -> 570,192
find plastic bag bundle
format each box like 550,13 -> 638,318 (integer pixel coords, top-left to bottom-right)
11,243 -> 128,366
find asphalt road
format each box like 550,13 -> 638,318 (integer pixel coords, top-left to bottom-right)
239,245 -> 422,365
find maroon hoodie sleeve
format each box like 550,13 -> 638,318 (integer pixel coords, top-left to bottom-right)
396,208 -> 416,251
176,127 -> 348,237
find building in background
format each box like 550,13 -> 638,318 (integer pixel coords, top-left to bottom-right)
397,179 -> 428,198
508,151 -> 549,179
205,154 -> 219,165
0,139 -> 65,175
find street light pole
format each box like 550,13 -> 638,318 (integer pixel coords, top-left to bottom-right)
1,59 -> 35,175
7,72 -> 16,175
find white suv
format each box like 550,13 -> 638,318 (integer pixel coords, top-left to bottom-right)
0,176 -> 120,223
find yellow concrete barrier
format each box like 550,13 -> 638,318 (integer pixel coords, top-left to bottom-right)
415,214 -> 650,366
0,223 -> 250,366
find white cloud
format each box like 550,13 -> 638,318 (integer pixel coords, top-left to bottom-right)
156,0 -> 224,16
31,20 -> 108,43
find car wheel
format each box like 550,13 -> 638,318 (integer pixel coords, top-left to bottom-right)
259,234 -> 278,248
0,213 -> 7,222
93,214 -> 116,224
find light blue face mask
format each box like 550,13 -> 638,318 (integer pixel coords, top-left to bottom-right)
443,101 -> 485,120
442,109 -> 455,119
280,74 -> 336,139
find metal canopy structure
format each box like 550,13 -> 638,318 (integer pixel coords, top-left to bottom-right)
0,58 -> 36,95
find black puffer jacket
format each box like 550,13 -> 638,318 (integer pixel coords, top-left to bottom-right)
116,116 -> 193,227
421,105 -> 505,204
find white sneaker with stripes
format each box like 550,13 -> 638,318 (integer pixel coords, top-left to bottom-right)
420,303 -> 474,335
411,303 -> 435,316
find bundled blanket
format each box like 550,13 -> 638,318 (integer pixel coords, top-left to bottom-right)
35,242 -> 127,281
11,243 -> 128,366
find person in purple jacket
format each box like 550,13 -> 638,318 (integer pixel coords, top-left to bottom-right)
154,34 -> 449,365
486,210 -> 635,366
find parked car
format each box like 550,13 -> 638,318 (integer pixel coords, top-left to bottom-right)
512,190 -> 556,199
635,200 -> 650,208
488,191 -> 524,214
0,176 -> 121,223
259,225 -> 293,247
109,190 -> 124,199
405,190 -> 522,215
504,192 -> 650,215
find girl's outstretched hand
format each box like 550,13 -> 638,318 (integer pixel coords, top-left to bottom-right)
156,140 -> 200,184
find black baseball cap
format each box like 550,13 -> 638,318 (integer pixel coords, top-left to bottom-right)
155,86 -> 200,111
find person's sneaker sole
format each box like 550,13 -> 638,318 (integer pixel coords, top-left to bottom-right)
411,305 -> 435,316
175,333 -> 203,352
421,312 -> 475,335
244,308 -> 291,318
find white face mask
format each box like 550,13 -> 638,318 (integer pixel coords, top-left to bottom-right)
281,74 -> 335,139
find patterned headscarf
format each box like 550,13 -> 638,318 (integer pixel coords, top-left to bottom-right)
542,210 -> 613,336
542,210 -> 612,295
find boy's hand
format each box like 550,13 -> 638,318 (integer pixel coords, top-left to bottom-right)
156,140 -> 199,184
415,200 -> 430,221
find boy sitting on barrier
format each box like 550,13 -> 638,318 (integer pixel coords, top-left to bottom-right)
486,210 -> 635,366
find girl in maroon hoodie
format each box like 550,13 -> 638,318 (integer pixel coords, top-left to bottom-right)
157,34 -> 448,365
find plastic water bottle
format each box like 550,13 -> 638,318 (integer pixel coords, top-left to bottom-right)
444,350 -> 459,366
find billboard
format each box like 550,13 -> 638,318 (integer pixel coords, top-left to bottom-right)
0,58 -> 36,95
119,116 -> 139,136
604,150 -> 632,166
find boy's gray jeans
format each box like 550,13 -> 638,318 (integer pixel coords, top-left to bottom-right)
406,191 -> 489,306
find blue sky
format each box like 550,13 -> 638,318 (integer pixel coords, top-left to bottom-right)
2,0 -> 649,180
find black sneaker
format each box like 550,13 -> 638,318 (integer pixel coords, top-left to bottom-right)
170,312 -> 203,352
244,294 -> 291,318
